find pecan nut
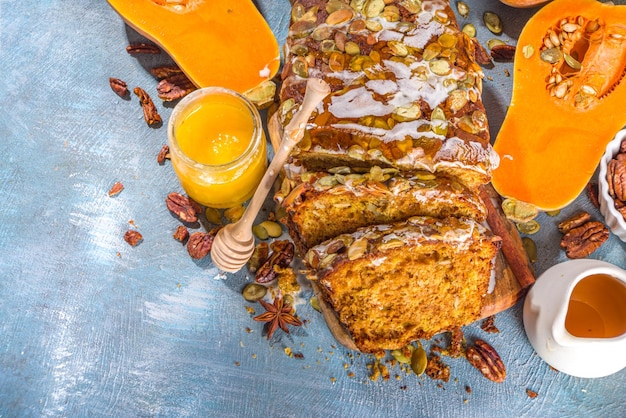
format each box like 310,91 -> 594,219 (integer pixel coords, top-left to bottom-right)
607,158 -> 626,201
186,228 -> 220,259
560,221 -> 609,259
166,192 -> 199,223
173,225 -> 189,243
255,240 -> 295,283
586,182 -> 599,208
557,211 -> 591,234
108,181 -> 124,197
151,65 -> 184,79
126,43 -> 160,55
124,230 -> 143,247
133,87 -> 162,126
466,339 -> 506,383
109,77 -> 129,98
490,44 -> 516,61
157,73 -> 197,101
157,144 -> 170,164
471,37 -> 492,65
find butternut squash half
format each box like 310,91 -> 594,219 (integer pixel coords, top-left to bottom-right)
107,0 -> 280,93
491,0 -> 626,211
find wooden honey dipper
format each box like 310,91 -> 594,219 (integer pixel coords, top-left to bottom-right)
211,78 -> 330,272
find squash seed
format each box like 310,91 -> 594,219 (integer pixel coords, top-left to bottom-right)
545,209 -> 561,217
259,220 -> 283,238
540,47 -> 563,64
310,296 -> 321,312
486,38 -> 506,51
429,59 -> 451,75
224,205 -> 245,222
522,237 -> 538,263
462,23 -> 476,38
564,53 -> 582,70
400,0 -> 421,14
364,0 -> 385,18
243,79 -> 276,110
483,11 -> 502,35
205,207 -> 222,225
522,44 -> 534,59
326,8 -> 353,25
252,224 -> 269,240
345,41 -> 361,55
517,220 -> 541,235
242,283 -> 267,302
410,346 -> 428,376
456,1 -> 470,19
391,348 -> 412,364
347,237 -> 368,260
502,198 -> 538,223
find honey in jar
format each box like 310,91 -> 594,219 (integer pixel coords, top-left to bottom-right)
168,87 -> 267,208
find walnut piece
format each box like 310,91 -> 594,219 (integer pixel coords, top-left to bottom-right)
560,221 -> 609,259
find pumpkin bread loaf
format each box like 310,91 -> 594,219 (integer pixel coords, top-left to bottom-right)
275,0 -> 501,352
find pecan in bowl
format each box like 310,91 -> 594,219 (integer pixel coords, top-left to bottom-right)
598,130 -> 626,242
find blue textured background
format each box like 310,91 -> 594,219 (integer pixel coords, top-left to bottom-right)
0,0 -> 624,416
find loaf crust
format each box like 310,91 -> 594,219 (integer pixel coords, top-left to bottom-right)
278,0 -> 499,188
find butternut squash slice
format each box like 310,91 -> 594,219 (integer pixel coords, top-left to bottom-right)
107,0 -> 280,94
491,0 -> 626,211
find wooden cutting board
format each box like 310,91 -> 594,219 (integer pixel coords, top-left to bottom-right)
269,113 -> 535,349
479,184 -> 535,319
310,185 -> 535,352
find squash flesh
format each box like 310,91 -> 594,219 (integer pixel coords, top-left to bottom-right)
491,0 -> 626,211
107,0 -> 280,93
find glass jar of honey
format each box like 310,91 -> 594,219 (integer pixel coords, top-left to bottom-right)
167,87 -> 267,208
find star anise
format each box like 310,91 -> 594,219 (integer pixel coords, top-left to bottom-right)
253,296 -> 302,340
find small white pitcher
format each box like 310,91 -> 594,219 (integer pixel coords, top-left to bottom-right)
523,259 -> 626,378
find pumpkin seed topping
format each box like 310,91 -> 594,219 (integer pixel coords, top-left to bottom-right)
456,1 -> 470,19
516,220 -> 541,235
483,11 -> 502,35
410,346 -> 428,376
540,47 -> 563,64
462,23 -> 476,38
563,53 -> 581,70
522,44 -> 534,59
522,237 -> 538,263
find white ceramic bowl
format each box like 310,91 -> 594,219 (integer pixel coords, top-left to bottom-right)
598,129 -> 626,243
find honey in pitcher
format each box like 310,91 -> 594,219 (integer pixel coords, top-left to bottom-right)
564,274 -> 626,339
